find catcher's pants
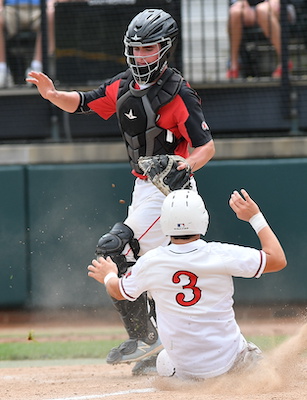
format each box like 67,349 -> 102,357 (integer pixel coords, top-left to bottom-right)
123,176 -> 197,261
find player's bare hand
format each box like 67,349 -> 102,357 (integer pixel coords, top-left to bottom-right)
26,71 -> 56,100
87,256 -> 118,284
229,189 -> 260,222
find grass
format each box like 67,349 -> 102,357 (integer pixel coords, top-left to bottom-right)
246,335 -> 289,351
0,340 -> 123,361
0,325 -> 125,361
0,332 -> 290,361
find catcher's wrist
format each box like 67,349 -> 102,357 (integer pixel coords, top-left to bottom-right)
249,212 -> 268,234
104,272 -> 118,285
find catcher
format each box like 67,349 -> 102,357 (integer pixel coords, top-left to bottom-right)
27,9 -> 215,375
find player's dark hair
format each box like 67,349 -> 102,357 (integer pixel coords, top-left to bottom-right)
171,234 -> 200,240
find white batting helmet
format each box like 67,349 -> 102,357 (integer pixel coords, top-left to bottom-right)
160,189 -> 209,236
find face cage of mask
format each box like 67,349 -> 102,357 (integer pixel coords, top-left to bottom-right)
124,38 -> 172,85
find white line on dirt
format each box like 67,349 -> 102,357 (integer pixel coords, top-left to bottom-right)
45,388 -> 156,400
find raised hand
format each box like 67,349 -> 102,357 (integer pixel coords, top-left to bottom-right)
229,189 -> 260,222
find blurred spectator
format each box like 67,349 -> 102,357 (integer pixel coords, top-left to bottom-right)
227,0 -> 296,79
0,0 -> 55,88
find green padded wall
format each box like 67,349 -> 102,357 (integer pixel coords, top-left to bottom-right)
1,159 -> 306,309
26,163 -> 134,308
0,166 -> 28,306
196,158 -> 307,304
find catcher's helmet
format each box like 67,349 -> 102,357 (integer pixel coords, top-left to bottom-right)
160,190 -> 209,236
124,9 -> 178,85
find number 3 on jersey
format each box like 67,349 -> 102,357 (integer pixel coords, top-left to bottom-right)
172,270 -> 202,306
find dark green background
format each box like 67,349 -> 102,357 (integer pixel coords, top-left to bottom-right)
0,159 -> 306,309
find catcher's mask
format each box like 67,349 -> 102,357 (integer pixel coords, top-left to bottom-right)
160,190 -> 209,236
124,9 -> 178,85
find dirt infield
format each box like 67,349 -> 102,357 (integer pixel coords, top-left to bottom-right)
1,359 -> 306,400
1,307 -> 306,400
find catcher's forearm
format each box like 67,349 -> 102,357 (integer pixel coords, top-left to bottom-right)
47,90 -> 80,113
187,140 -> 215,172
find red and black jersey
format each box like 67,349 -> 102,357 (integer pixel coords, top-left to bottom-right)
76,68 -> 212,178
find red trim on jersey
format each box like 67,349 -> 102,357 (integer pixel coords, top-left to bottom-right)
124,216 -> 161,257
253,250 -> 263,278
120,277 -> 136,300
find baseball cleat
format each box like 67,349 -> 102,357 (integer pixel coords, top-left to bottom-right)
106,337 -> 163,364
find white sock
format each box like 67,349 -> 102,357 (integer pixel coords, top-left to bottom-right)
30,60 -> 42,71
0,62 -> 8,71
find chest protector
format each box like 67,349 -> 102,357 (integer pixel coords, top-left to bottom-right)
116,68 -> 183,174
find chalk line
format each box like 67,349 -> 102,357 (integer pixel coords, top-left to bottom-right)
45,387 -> 156,400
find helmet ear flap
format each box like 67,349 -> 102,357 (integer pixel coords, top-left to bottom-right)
167,35 -> 178,58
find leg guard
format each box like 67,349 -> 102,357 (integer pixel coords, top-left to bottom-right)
112,293 -> 158,343
107,293 -> 162,365
96,222 -> 161,365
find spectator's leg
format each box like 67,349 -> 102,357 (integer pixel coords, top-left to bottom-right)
30,3 -> 55,74
256,0 -> 294,77
227,0 -> 256,78
0,8 -> 14,87
47,3 -> 55,57
0,11 -> 6,64
33,31 -> 42,64
26,6 -> 42,81
255,0 -> 281,63
46,1 -> 55,77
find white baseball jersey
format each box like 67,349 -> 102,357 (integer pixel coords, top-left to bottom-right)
119,239 -> 266,379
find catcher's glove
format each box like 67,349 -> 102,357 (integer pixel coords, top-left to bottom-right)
138,155 -> 192,196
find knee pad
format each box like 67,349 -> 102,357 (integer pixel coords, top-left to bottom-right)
95,222 -> 140,275
96,222 -> 134,257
